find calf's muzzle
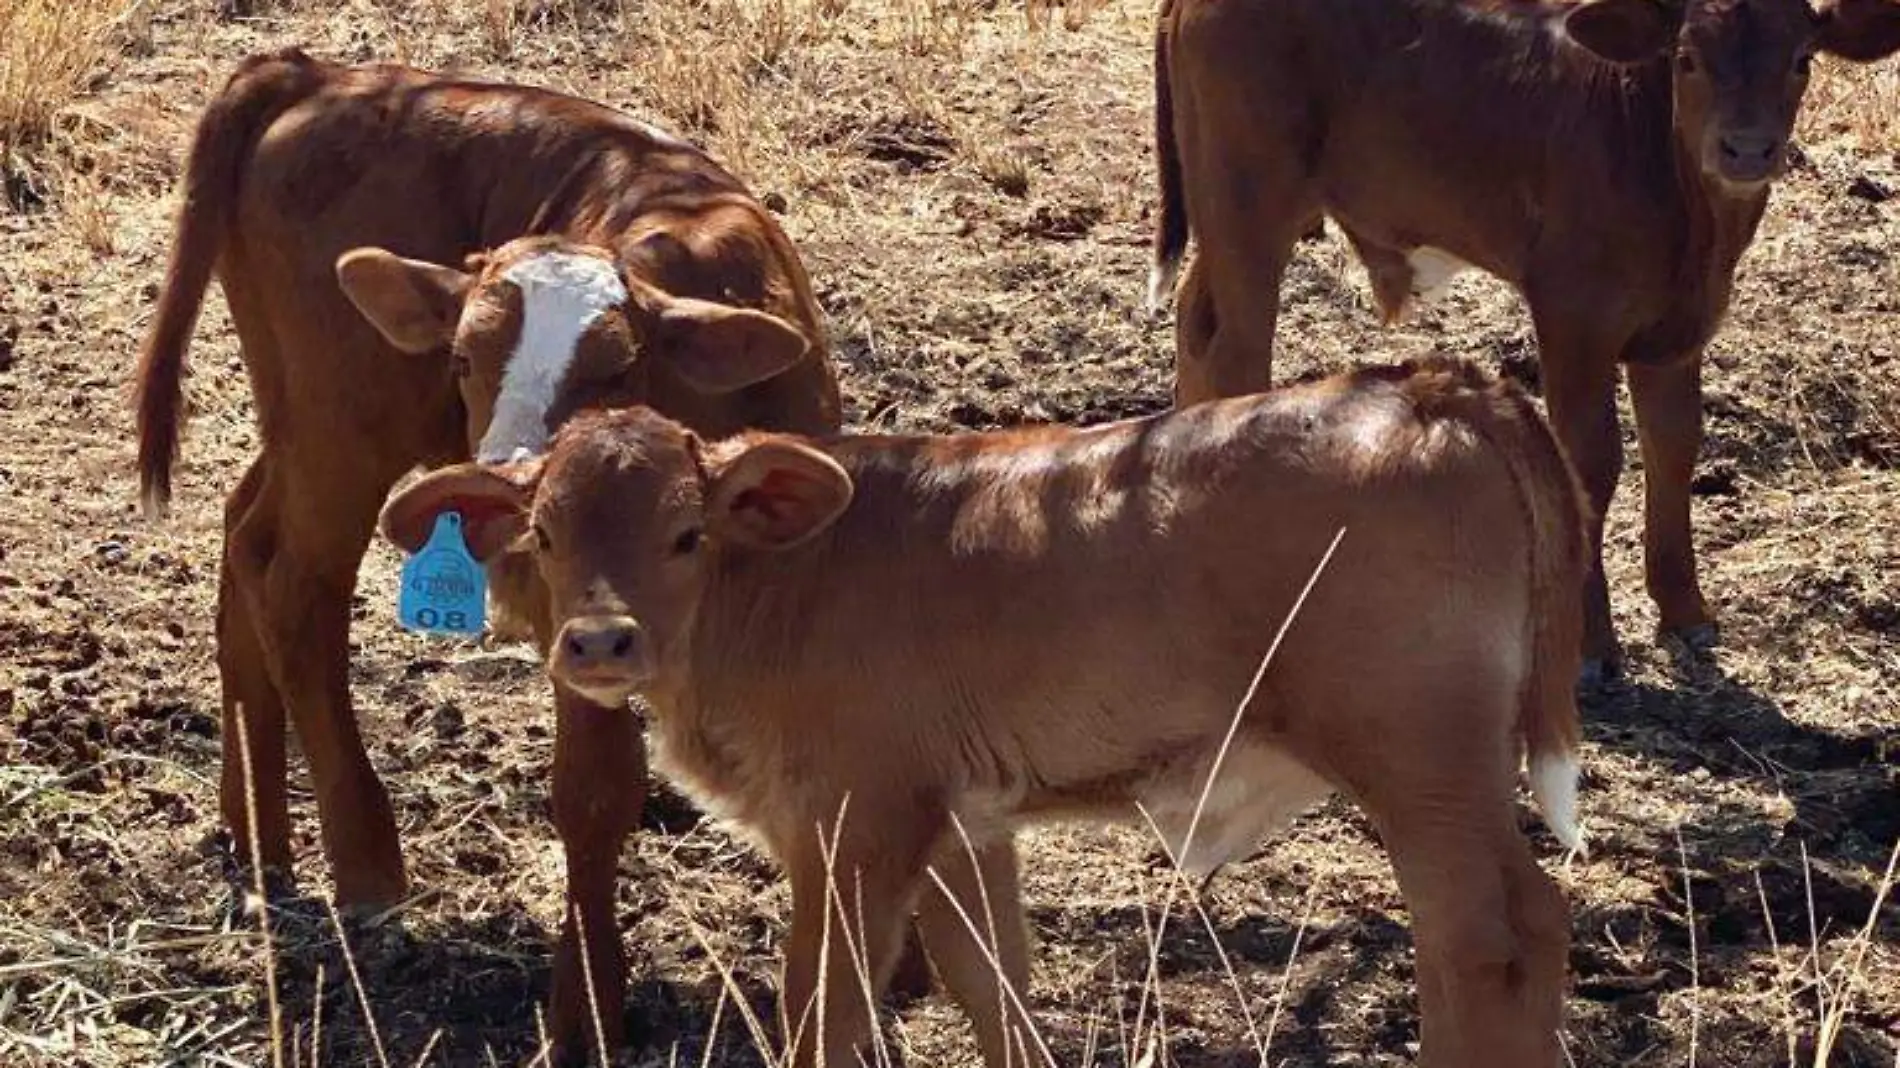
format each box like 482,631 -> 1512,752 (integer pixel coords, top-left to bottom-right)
550,614 -> 650,705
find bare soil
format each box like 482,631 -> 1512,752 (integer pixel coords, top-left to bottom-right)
1,2 -> 1897,1065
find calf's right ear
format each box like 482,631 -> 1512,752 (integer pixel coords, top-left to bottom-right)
1815,0 -> 1900,61
336,247 -> 473,355
707,440 -> 854,551
1563,0 -> 1679,64
380,461 -> 542,561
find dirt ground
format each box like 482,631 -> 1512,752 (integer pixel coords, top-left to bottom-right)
1,1 -> 1897,1065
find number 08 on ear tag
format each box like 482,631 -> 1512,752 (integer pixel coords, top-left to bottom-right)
398,512 -> 487,636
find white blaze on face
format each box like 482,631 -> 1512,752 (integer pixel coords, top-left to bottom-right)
477,252 -> 630,463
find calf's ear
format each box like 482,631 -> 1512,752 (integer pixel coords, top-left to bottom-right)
1815,0 -> 1900,61
337,247 -> 472,355
1563,0 -> 1679,64
644,289 -> 813,395
380,460 -> 542,561
707,440 -> 853,550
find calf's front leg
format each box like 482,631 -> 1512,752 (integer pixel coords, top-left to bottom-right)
1627,354 -> 1716,645
548,686 -> 648,1064
779,809 -> 939,1068
914,834 -> 1033,1068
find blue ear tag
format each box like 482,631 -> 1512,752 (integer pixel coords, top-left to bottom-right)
398,512 -> 487,636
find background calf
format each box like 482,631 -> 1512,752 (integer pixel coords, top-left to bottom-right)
1151,0 -> 1900,679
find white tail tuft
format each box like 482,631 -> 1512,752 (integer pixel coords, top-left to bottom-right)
1530,751 -> 1584,855
1146,260 -> 1180,315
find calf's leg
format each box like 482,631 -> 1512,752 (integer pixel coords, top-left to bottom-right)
780,809 -> 938,1068
1626,355 -> 1716,644
1172,229 -> 1303,406
914,835 -> 1033,1068
1167,8 -> 1318,406
1531,305 -> 1629,681
1365,768 -> 1569,1067
217,459 -> 292,888
548,688 -> 648,1063
1389,827 -> 1569,1068
229,459 -> 406,905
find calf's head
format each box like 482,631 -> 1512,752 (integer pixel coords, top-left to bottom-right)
378,407 -> 853,706
1564,0 -> 1900,188
336,236 -> 811,463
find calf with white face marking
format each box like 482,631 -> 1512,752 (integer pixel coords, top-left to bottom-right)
383,357 -> 1590,1068
131,50 -> 843,1058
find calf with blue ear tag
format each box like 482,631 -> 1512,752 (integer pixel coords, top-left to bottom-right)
378,358 -> 1591,1068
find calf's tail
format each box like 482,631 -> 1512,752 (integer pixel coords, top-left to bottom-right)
1489,374 -> 1589,853
1400,357 -> 1588,852
134,48 -> 321,517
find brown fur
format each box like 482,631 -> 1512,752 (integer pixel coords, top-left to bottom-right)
128,49 -> 845,1059
1150,0 -> 1900,674
384,357 -> 1588,1068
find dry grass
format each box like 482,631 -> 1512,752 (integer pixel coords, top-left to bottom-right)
0,0 -> 132,166
2,1 -> 1899,1065
1800,57 -> 1900,147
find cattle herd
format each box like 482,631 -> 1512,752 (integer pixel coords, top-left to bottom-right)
124,0 -> 1900,1065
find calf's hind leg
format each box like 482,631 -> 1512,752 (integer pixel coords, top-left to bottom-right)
1171,221 -> 1308,406
1365,774 -> 1569,1066
1166,29 -> 1319,405
226,457 -> 410,906
217,459 -> 292,889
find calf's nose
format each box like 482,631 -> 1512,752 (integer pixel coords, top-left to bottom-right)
554,615 -> 647,679
1716,131 -> 1778,179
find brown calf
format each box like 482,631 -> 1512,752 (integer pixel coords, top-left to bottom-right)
130,49 -> 841,1057
382,357 -> 1588,1068
1150,0 -> 1900,680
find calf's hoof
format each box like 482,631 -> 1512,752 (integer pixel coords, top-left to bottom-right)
1577,656 -> 1623,692
548,1013 -> 627,1068
886,930 -> 937,1005
328,834 -> 409,909
551,1041 -> 601,1068
330,866 -> 409,911
1662,621 -> 1719,652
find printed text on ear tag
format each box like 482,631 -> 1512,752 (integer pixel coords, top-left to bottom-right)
398,512 -> 487,636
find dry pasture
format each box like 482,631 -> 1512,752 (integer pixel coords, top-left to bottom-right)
1,0 -> 1897,1065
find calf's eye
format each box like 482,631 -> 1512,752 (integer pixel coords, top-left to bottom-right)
671,528 -> 703,555
533,524 -> 551,551
1794,53 -> 1812,76
1677,51 -> 1699,74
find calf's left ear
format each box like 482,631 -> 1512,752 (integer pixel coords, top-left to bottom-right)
646,292 -> 813,395
381,460 -> 543,561
707,440 -> 853,550
1815,0 -> 1900,61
